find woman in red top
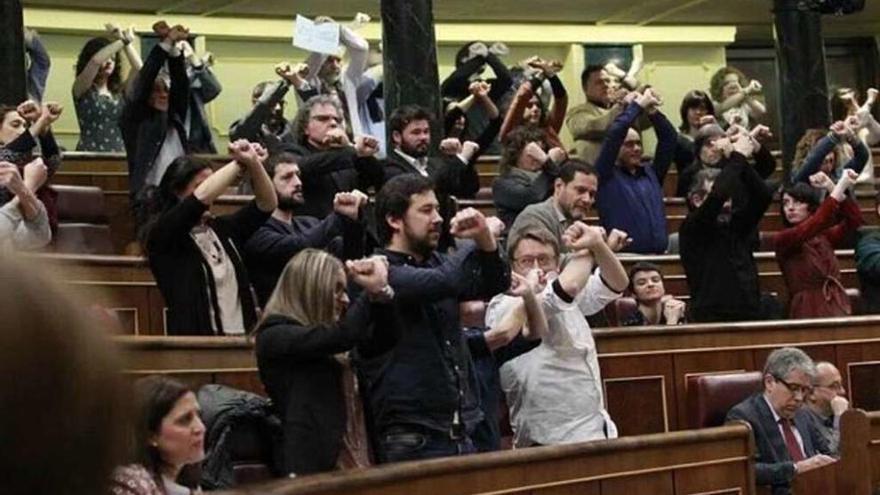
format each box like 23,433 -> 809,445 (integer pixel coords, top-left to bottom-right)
498,58 -> 568,149
774,169 -> 862,318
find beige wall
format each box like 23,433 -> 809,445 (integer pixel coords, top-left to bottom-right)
25,8 -> 734,152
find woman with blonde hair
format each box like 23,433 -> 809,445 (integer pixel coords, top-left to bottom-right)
253,249 -> 394,476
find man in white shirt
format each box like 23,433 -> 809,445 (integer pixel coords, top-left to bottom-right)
485,223 -> 628,447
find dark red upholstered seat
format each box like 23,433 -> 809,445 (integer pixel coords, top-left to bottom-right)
686,371 -> 763,429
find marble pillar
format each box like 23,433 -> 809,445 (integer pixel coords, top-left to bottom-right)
381,0 -> 442,149
772,0 -> 831,173
0,0 -> 26,105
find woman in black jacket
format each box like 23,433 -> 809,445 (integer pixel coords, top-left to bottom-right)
139,139 -> 277,336
253,249 -> 393,476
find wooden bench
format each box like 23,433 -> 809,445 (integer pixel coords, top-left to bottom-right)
34,250 -> 864,334
210,424 -> 756,494
596,315 -> 880,436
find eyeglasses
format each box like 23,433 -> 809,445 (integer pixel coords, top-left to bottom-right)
774,375 -> 813,397
513,255 -> 556,270
816,381 -> 844,392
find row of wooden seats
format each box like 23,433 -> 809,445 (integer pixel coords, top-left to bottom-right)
36,251 -> 864,335
209,409 -> 880,495
54,149 -> 880,197
50,151 -> 880,253
116,314 -> 880,436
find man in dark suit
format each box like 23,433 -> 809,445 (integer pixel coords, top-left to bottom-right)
726,347 -> 836,495
383,105 -> 481,251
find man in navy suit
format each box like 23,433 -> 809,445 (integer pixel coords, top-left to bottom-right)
726,347 -> 836,495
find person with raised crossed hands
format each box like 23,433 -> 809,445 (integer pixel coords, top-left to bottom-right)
487,220 -> 627,447
771,169 -> 862,318
594,86 -> 676,254
139,139 -> 277,336
0,158 -> 51,251
790,117 -> 870,187
244,148 -> 371,305
493,126 -> 567,230
355,173 -> 509,463
710,66 -> 766,129
0,99 -> 63,232
72,23 -> 142,152
443,80 -> 502,164
384,104 -> 481,251
228,61 -> 310,147
280,94 -> 384,219
498,57 -> 568,150
175,38 -> 222,154
253,250 -> 395,475
680,123 -> 774,322
121,21 -> 192,200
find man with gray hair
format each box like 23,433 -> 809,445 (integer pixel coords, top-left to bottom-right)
726,347 -> 835,495
805,361 -> 849,455
280,94 -> 384,218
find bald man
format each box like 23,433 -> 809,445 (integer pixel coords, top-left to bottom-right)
805,362 -> 849,454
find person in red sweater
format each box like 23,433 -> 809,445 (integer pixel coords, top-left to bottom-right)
773,169 -> 863,318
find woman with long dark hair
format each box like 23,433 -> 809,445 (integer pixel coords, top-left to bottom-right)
773,169 -> 863,318
672,90 -> 715,195
498,58 -> 568,150
139,140 -> 277,336
73,25 -> 143,151
110,376 -> 205,495
253,249 -> 393,475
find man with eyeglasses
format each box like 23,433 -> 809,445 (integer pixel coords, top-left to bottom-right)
279,94 -> 384,219
726,347 -> 835,495
485,223 -> 628,447
805,361 -> 849,455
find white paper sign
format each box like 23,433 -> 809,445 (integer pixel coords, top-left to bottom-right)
292,14 -> 340,55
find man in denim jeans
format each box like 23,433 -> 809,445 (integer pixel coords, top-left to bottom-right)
355,174 -> 509,463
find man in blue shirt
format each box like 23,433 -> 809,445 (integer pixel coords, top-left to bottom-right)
355,173 -> 509,463
594,88 -> 677,254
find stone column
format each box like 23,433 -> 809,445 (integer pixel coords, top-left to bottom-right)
0,0 -> 26,105
380,0 -> 442,149
772,0 -> 831,174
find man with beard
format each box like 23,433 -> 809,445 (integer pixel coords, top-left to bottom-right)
282,95 -> 384,219
679,129 -> 772,322
507,160 -> 598,253
244,151 -> 369,305
384,105 -> 481,250
594,87 -> 677,254
355,174 -> 509,463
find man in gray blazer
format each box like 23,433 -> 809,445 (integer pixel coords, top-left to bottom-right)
507,160 -> 597,252
726,347 -> 836,495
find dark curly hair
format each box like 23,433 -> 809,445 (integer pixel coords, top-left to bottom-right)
709,66 -> 748,103
76,37 -> 123,94
499,125 -> 548,174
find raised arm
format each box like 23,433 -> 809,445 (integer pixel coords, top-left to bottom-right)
594,99 -> 643,181
560,222 -> 629,294
498,80 -> 534,143
546,74 -> 568,134
649,106 -> 679,182
72,39 -> 124,99
24,29 -> 50,102
229,77 -> 290,142
492,161 -> 558,212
